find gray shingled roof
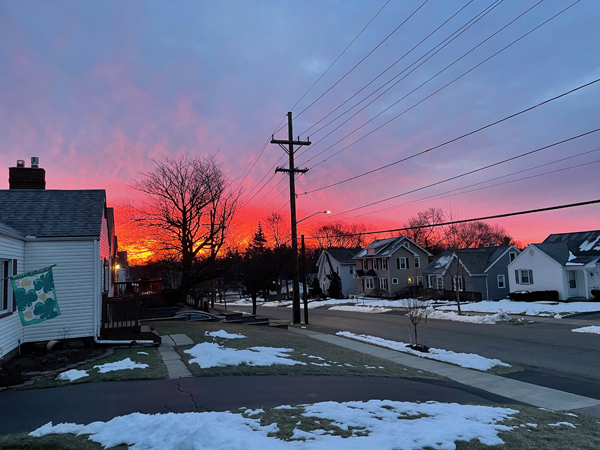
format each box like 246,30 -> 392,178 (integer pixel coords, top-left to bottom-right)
424,246 -> 513,275
0,190 -> 106,238
543,230 -> 600,257
324,248 -> 361,264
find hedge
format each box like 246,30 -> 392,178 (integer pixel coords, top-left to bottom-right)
509,290 -> 559,302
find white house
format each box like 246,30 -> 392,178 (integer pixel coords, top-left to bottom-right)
0,187 -> 115,361
508,230 -> 600,300
316,248 -> 361,297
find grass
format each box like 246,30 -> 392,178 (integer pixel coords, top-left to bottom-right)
23,347 -> 168,390
148,320 -> 444,380
4,404 -> 599,450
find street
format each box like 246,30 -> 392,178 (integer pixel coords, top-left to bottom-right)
233,304 -> 600,400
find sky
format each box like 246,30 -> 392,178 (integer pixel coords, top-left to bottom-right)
1,0 -> 599,259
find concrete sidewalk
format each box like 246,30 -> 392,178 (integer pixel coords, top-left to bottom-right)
289,327 -> 600,417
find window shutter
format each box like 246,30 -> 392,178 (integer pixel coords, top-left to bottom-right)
515,269 -> 519,284
397,258 -> 400,270
529,270 -> 533,284
406,257 -> 410,269
12,259 -> 17,310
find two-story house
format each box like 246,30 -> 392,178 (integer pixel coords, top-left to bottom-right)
316,248 -> 361,297
353,237 -> 432,297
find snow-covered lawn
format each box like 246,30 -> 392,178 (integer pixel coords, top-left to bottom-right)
184,343 -> 306,368
30,399 -> 518,450
437,300 -> 600,317
572,326 -> 600,335
328,305 -> 392,314
426,308 -> 512,324
337,332 -> 510,371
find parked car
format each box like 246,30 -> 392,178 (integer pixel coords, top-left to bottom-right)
173,312 -> 224,322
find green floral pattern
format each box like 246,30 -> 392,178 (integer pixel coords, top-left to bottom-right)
10,266 -> 61,326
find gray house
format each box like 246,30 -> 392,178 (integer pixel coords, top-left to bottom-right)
316,248 -> 361,297
423,245 -> 520,300
353,237 -> 432,297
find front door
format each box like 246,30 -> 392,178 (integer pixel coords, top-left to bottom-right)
567,270 -> 580,297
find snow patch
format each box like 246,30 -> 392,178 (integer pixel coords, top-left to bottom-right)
30,400 -> 519,449
328,305 -> 392,313
184,342 -> 305,368
337,332 -> 510,371
572,326 -> 600,335
426,307 -> 511,324
579,235 -> 600,252
438,300 -> 600,316
93,358 -> 148,373
56,369 -> 89,382
205,330 -> 246,339
548,422 -> 576,428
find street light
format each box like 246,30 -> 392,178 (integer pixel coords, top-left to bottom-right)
297,210 -> 331,224
296,209 -> 330,325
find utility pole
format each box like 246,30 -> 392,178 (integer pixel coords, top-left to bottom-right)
301,234 -> 309,325
271,112 -> 310,323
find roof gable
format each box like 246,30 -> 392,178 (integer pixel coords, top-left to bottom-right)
0,190 -> 107,238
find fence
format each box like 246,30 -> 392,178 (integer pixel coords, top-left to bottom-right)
102,295 -> 140,331
114,279 -> 163,297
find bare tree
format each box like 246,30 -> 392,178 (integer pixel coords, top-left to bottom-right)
126,155 -> 239,295
402,208 -> 446,253
402,298 -> 428,351
264,212 -> 290,249
311,221 -> 372,249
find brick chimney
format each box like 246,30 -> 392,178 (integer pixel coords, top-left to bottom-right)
9,157 -> 46,189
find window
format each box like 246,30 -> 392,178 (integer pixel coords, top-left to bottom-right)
515,269 -> 533,285
408,277 -> 415,284
416,276 -> 423,286
379,278 -> 388,290
373,259 -> 378,270
497,274 -> 505,289
452,276 -> 465,291
436,277 -> 444,290
414,257 -> 420,269
1,260 -> 11,313
392,278 -> 398,284
349,266 -> 354,275
366,278 -> 374,290
367,248 -> 375,254
509,252 -> 516,262
403,242 -> 409,248
382,259 -> 388,270
363,259 -> 368,270
336,266 -> 339,274
397,257 -> 408,269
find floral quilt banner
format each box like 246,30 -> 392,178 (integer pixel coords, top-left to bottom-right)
10,266 -> 61,326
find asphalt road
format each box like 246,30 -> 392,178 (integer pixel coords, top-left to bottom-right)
0,376 -> 516,435
233,303 -> 600,400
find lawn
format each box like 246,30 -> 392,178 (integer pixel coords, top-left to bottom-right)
2,403 -> 599,450
23,347 -> 167,390
148,321 -> 443,380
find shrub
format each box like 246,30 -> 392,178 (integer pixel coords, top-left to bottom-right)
509,290 -> 559,302
591,290 -> 600,302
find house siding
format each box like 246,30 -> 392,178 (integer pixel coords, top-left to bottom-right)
486,252 -> 513,300
508,246 -> 565,299
23,239 -> 96,342
0,233 -> 25,359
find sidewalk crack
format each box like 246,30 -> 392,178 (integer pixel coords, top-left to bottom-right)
170,380 -> 210,413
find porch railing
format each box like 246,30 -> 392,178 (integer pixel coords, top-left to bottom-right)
114,279 -> 163,297
102,295 -> 140,331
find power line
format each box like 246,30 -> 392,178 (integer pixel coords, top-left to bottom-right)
313,148 -> 600,224
301,75 -> 598,196
297,0 -> 491,140
285,0 -> 392,116
309,198 -> 600,239
312,128 -> 600,219
278,0 -> 429,130
301,0 -> 579,171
